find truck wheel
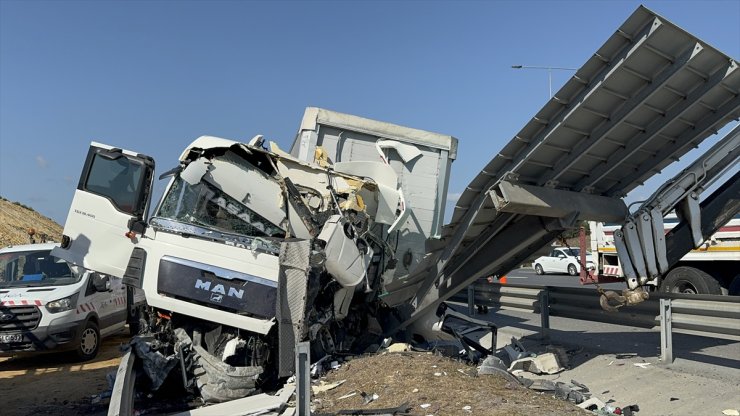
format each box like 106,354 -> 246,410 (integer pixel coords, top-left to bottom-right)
567,264 -> 578,276
534,264 -> 544,275
660,266 -> 722,295
76,320 -> 100,361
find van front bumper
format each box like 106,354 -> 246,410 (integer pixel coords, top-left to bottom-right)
0,318 -> 86,355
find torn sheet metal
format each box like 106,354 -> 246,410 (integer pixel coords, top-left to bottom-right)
206,150 -> 287,229
129,336 -> 179,391
175,328 -> 262,403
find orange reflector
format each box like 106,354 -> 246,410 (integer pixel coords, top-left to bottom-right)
499,276 -> 508,285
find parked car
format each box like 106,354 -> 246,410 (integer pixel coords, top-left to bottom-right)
0,243 -> 143,360
533,247 -> 595,276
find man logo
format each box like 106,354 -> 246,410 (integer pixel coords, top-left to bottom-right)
210,293 -> 224,303
194,278 -> 245,300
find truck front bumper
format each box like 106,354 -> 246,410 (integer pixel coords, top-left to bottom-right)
0,318 -> 87,355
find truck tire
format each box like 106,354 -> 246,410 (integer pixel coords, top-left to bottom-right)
567,264 -> 578,276
660,266 -> 722,295
76,320 -> 100,361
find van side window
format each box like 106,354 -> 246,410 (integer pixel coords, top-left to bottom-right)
83,153 -> 144,215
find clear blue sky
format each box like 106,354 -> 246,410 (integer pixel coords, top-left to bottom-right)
1,0 -> 738,225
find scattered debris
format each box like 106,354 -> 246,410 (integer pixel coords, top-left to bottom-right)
577,397 -> 606,410
509,352 -> 564,375
478,355 -> 522,384
670,397 -> 679,401
615,353 -> 638,359
545,345 -> 570,368
420,403 -> 431,409
336,402 -> 411,415
312,380 -> 346,394
360,392 -> 379,405
386,343 -> 412,353
723,410 -> 740,416
337,392 -> 357,400
633,363 -> 651,369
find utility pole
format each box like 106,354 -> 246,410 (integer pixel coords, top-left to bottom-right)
511,65 -> 578,99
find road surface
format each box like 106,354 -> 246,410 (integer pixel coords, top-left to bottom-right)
506,267 -> 625,290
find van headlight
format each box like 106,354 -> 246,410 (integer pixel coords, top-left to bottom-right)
46,293 -> 79,313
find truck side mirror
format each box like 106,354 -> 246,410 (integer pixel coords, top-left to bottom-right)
92,274 -> 111,292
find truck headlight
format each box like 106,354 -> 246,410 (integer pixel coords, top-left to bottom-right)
46,293 -> 79,314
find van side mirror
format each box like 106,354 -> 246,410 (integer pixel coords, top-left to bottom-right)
92,274 -> 111,292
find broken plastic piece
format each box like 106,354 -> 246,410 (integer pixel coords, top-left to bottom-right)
577,397 -> 606,410
508,352 -> 563,375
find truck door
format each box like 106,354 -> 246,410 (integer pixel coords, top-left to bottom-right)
52,142 -> 155,279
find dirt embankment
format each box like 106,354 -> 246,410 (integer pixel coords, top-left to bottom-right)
0,333 -> 130,416
0,197 -> 62,247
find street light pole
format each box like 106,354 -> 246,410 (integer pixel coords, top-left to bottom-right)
511,65 -> 578,99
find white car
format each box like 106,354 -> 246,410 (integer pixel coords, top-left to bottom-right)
533,248 -> 595,276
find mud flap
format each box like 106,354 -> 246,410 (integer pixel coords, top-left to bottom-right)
276,239 -> 311,378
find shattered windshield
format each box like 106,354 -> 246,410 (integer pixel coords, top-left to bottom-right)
0,250 -> 81,288
155,176 -> 285,239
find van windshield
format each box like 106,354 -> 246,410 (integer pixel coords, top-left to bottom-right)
0,250 -> 81,288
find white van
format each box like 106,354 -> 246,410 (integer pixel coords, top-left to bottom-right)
0,243 -> 142,360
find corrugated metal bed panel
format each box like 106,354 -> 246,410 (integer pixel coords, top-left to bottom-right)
445,5 -> 739,245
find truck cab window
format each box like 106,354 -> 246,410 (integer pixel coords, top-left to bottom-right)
84,154 -> 144,214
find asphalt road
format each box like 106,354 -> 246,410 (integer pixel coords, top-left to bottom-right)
506,267 -> 626,290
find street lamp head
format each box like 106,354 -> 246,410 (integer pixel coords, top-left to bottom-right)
511,65 -> 523,69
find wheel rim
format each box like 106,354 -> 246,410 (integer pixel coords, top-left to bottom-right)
673,280 -> 698,294
80,328 -> 98,355
535,265 -> 542,274
568,265 -> 577,275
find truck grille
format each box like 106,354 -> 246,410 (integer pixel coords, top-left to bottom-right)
0,305 -> 42,331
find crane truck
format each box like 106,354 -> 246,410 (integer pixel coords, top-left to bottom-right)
49,5 -> 739,413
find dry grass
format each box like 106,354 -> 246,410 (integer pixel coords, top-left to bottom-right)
313,351 -> 588,416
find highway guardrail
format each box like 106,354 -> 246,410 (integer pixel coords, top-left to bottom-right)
451,280 -> 740,363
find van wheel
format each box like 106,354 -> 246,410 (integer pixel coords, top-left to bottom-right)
660,266 -> 722,295
76,321 -> 100,361
568,264 -> 578,276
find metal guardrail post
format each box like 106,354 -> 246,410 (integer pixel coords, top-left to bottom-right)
296,341 -> 311,416
660,298 -> 673,363
539,288 -> 550,340
467,285 -> 475,315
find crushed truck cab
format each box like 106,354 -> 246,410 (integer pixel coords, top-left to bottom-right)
52,108 -> 458,400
